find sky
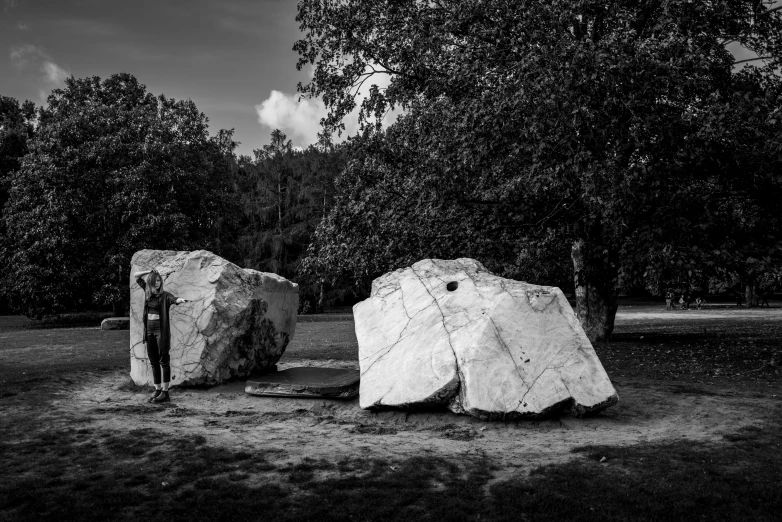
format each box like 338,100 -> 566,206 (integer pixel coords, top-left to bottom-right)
0,0 -> 774,156
0,0 -> 354,156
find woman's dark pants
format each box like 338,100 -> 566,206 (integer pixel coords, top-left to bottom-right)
146,320 -> 170,384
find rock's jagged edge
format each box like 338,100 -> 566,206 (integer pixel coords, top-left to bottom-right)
366,390 -> 618,419
364,380 -> 460,410
453,393 -> 620,421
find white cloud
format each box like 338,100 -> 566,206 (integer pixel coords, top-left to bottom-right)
17,21 -> 29,30
9,44 -> 69,85
256,91 -> 334,147
255,67 -> 399,148
9,44 -> 70,103
3,0 -> 18,11
41,61 -> 69,84
10,43 -> 45,67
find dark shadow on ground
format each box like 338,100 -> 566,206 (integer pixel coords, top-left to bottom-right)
1,398 -> 780,522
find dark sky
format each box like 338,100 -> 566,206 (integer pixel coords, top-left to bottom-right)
1,0 -> 315,156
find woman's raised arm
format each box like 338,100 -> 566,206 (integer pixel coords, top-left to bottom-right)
134,269 -> 153,289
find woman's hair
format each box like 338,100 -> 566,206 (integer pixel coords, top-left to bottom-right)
145,271 -> 163,300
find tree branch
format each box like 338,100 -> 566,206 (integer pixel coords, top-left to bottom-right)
733,56 -> 775,65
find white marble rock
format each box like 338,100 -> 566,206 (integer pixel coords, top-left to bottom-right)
354,258 -> 617,418
130,249 -> 298,386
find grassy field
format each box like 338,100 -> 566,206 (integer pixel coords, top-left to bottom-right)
0,307 -> 781,521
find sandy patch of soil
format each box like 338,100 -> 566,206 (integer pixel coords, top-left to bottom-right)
41,366 -> 780,480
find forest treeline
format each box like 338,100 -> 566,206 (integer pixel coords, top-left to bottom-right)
2,1 -> 782,342
0,74 -> 350,318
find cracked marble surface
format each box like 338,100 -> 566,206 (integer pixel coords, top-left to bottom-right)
354,258 -> 617,418
130,250 -> 298,386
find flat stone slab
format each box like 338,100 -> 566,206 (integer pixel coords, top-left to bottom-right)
101,317 -> 129,330
245,367 -> 360,399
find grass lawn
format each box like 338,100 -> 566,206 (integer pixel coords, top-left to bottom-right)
0,306 -> 780,521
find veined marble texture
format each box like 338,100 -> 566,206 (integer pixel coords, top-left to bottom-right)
130,250 -> 298,386
354,259 -> 617,419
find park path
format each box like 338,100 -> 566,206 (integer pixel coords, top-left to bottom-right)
616,307 -> 782,321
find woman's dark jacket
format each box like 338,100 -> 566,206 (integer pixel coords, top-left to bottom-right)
137,277 -> 180,353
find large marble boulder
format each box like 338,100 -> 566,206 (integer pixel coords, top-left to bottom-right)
130,250 -> 298,386
354,259 -> 617,419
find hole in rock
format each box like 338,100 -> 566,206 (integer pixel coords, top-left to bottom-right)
446,281 -> 458,292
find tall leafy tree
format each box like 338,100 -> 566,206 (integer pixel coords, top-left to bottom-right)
296,0 -> 782,340
254,129 -> 295,274
0,95 -> 36,313
0,96 -> 35,196
633,67 -> 782,305
233,129 -> 347,311
2,74 -> 235,317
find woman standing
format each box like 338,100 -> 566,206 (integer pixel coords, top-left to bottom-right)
133,269 -> 189,404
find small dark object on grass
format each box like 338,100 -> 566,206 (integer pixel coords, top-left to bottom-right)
100,317 -> 130,330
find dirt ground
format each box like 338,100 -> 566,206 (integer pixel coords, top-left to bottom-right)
2,306 -> 780,485
48,369 -> 778,485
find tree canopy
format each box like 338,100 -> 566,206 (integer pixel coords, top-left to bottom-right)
0,96 -> 36,313
2,73 -> 236,317
0,96 -> 35,186
296,0 -> 782,340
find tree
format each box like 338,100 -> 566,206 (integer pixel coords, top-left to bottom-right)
231,129 -> 348,311
629,66 -> 782,306
0,95 -> 36,313
296,0 -> 782,340
0,96 -> 35,193
2,73 -> 235,318
255,129 -> 294,274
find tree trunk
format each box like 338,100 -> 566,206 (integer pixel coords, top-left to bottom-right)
277,172 -> 283,236
112,264 -> 125,316
317,278 -> 325,314
571,238 -> 619,343
745,282 -> 759,308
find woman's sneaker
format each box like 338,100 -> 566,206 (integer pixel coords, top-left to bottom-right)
147,389 -> 162,403
152,391 -> 170,404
